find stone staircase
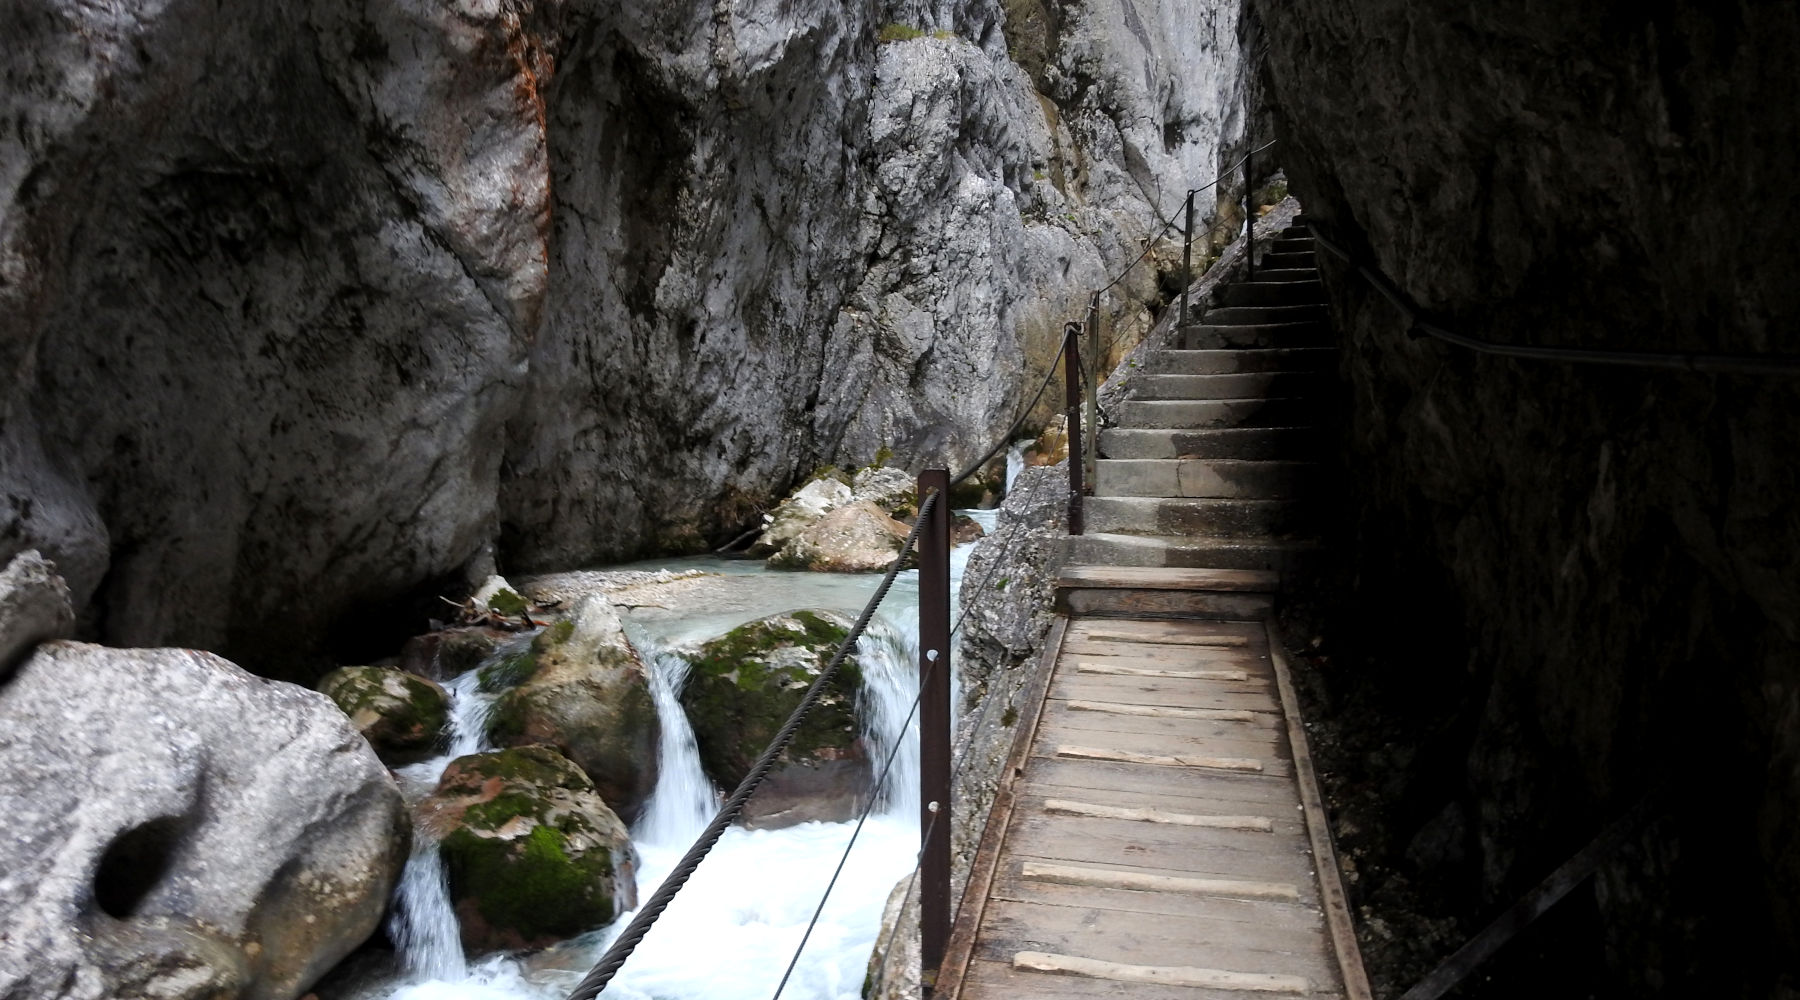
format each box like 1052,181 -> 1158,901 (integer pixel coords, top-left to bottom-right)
1057,222 -> 1332,617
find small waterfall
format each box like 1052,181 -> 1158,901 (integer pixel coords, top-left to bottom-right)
388,842 -> 466,982
859,616 -> 921,818
382,636 -> 531,985
1004,441 -> 1027,493
634,644 -> 718,848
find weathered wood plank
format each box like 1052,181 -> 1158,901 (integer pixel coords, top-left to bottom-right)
1064,698 -> 1272,724
1025,755 -> 1302,810
1058,566 -> 1281,591
1055,744 -> 1265,772
1011,952 -> 1309,995
1045,701 -> 1287,744
962,958 -> 1337,1000
1062,640 -> 1266,667
1050,674 -> 1283,712
1018,861 -> 1301,901
1007,812 -> 1318,883
1077,662 -> 1253,681
1043,798 -> 1275,832
990,868 -> 1326,930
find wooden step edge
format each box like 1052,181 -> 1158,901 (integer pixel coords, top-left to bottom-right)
1057,565 -> 1279,591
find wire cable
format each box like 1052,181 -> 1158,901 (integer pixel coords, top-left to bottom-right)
563,490 -> 942,1000
950,335 -> 1071,487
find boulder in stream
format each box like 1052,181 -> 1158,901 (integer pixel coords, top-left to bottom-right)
679,609 -> 870,829
421,745 -> 637,955
486,593 -> 659,822
317,665 -> 452,766
769,500 -> 915,573
0,640 -> 408,1000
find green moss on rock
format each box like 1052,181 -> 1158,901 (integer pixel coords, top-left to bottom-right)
317,665 -> 450,766
679,610 -> 864,789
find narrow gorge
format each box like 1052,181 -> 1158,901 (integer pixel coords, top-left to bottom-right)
3,1 -> 1796,999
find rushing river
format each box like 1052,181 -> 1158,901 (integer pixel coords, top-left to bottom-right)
331,514 -> 995,1000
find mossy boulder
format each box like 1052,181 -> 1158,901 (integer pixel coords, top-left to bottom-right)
398,626 -> 504,680
421,746 -> 637,955
678,610 -> 870,828
768,501 -> 914,573
851,465 -> 917,518
317,665 -> 451,766
486,594 -> 659,823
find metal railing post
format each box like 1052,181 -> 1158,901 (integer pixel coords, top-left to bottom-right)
1083,293 -> 1100,496
1063,323 -> 1084,535
1243,143 -> 1255,282
1179,189 -> 1196,328
916,470 -> 952,995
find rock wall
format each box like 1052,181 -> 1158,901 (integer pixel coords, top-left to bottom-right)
2,0 -> 1247,679
1250,1 -> 1800,994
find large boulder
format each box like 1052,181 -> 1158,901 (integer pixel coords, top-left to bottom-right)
749,475 -> 855,557
679,610 -> 869,829
769,500 -> 915,573
0,549 -> 75,680
317,665 -> 452,766
0,641 -> 408,1000
486,593 -> 659,823
420,746 -> 637,956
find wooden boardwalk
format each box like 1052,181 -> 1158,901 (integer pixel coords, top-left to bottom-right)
939,613 -> 1370,1000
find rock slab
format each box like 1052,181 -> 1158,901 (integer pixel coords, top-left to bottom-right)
0,642 -> 408,1000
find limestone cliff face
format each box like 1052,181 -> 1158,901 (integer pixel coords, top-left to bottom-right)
1,0 -> 1245,677
1251,1 -> 1800,992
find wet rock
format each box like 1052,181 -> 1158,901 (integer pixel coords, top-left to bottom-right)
486,593 -> 659,823
317,665 -> 451,767
862,873 -> 921,1000
852,465 -> 918,517
421,746 -> 636,956
0,549 -> 74,680
770,501 -> 915,573
749,476 -> 855,558
399,627 -> 506,682
1022,416 -> 1069,468
679,610 -> 869,829
0,641 -> 407,1000
952,514 -> 988,545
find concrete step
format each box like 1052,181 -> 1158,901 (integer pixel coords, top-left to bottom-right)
1198,303 -> 1328,326
1269,236 -> 1315,254
1250,267 -> 1319,283
1183,321 -> 1331,350
1094,458 -> 1317,498
1085,496 -> 1310,536
1058,532 -> 1322,573
1260,251 -> 1317,270
1146,347 -> 1336,375
1113,397 -> 1318,430
1129,371 -> 1326,400
1099,426 -> 1321,460
1055,565 -> 1278,620
1220,280 -> 1325,307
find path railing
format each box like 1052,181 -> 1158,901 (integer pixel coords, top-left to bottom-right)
563,137 -> 1282,1000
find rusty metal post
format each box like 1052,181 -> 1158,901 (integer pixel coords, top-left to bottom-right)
916,469 -> 952,995
1083,293 -> 1100,497
1063,323 -> 1084,535
1179,189 -> 1196,328
1243,144 -> 1255,282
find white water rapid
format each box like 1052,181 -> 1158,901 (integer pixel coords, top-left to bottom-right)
334,529 -> 986,1000
1004,441 -> 1028,494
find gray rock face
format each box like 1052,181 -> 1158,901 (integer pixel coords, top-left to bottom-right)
0,549 -> 74,678
2,0 -> 1250,678
1252,1 -> 1800,991
0,642 -> 408,1000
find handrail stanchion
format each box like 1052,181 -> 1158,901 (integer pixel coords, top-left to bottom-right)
1083,293 -> 1100,495
916,470 -> 953,996
1063,323 -> 1084,534
1243,142 -> 1255,282
1179,189 -> 1196,328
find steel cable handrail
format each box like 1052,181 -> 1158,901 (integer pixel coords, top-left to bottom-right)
951,334 -> 1070,487
563,489 -> 942,1000
1306,224 -> 1800,376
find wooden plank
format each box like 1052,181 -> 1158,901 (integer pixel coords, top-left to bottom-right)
990,869 -> 1327,930
1012,952 -> 1309,995
1026,755 -> 1301,810
1066,699 -> 1268,723
939,616 -> 1069,999
962,958 -> 1337,1000
1058,566 -> 1280,591
1055,744 -> 1264,773
978,897 -> 1337,975
1043,798 -> 1274,832
1062,640 -> 1265,667
1008,814 -> 1316,884
1077,662 -> 1251,681
1036,729 -> 1292,772
1046,702 -> 1285,745
1019,861 -> 1300,902
1071,627 -> 1251,647
1017,785 -> 1305,837
1050,674 -> 1282,712
1266,624 -> 1371,1000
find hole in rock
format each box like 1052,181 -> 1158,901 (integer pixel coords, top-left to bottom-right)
94,815 -> 184,918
